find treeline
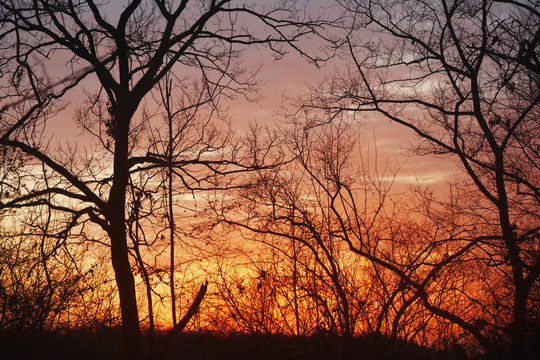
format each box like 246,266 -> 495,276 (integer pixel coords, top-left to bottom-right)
0,330 -> 467,360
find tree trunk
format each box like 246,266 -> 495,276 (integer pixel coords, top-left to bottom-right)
109,221 -> 141,360
108,107 -> 141,360
511,285 -> 528,359
133,221 -> 155,343
494,153 -> 527,359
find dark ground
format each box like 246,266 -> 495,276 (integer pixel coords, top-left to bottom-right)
0,328 -> 471,360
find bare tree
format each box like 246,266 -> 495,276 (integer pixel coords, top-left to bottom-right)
300,0 -> 540,357
0,1 -> 331,358
213,120 -> 392,339
211,109 -> 537,357
0,204 -> 116,333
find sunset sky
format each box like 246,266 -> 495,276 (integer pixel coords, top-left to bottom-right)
47,24 -> 457,194
2,2 -> 539,359
204,46 -> 460,190
29,0 -> 456,193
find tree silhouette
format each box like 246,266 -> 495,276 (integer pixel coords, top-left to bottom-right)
0,1 -> 330,358
300,0 -> 540,357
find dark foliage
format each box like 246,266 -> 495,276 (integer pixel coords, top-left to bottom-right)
0,328 -> 469,360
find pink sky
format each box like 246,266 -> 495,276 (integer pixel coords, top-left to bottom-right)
227,48 -> 459,188
40,1 -> 458,194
